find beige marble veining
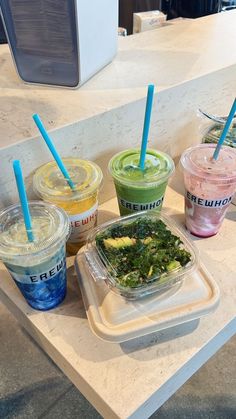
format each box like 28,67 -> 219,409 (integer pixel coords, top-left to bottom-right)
0,11 -> 236,418
0,171 -> 235,418
0,64 -> 235,210
1,11 -> 236,211
0,11 -> 236,148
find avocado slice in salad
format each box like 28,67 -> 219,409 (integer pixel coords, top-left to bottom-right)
103,237 -> 136,249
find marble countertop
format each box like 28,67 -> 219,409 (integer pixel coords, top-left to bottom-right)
0,174 -> 235,418
0,10 -> 236,149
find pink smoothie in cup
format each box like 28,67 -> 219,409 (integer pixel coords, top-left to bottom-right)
180,144 -> 236,237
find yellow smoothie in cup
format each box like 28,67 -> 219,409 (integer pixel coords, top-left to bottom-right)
33,158 -> 103,255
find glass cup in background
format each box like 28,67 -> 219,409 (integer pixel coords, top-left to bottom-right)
180,144 -> 236,237
33,158 -> 103,255
108,148 -> 175,216
0,202 -> 70,310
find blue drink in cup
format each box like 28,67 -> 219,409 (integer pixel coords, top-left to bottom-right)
0,201 -> 70,310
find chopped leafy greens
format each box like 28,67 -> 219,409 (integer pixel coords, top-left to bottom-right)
95,217 -> 192,288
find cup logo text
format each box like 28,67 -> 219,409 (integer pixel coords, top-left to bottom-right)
29,258 -> 65,282
69,202 -> 98,243
7,257 -> 66,285
186,191 -> 232,208
119,197 -> 164,212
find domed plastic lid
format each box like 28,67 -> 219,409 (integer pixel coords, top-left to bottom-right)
181,144 -> 236,184
109,149 -> 174,187
0,201 -> 70,263
33,158 -> 103,201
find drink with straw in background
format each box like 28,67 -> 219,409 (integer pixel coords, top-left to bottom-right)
109,85 -> 175,216
0,161 -> 70,310
181,98 -> 236,237
32,115 -> 103,255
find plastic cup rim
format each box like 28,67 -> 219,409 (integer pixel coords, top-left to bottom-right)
108,148 -> 175,187
180,143 -> 236,184
33,158 -> 103,202
0,201 -> 70,262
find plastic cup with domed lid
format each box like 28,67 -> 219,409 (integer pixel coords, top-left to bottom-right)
0,201 -> 70,310
180,144 -> 236,238
108,148 -> 175,216
33,158 -> 103,255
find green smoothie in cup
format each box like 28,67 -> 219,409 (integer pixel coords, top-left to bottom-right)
109,149 -> 175,215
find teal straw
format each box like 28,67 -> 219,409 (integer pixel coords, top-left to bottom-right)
13,160 -> 34,242
213,98 -> 236,160
139,84 -> 155,170
32,114 -> 75,189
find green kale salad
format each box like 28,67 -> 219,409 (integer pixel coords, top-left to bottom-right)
95,217 -> 192,289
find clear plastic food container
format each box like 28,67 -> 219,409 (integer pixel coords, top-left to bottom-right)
84,211 -> 198,300
201,122 -> 236,148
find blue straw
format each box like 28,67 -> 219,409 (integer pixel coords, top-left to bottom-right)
32,114 -> 75,189
13,160 -> 34,242
139,84 -> 155,170
213,98 -> 236,160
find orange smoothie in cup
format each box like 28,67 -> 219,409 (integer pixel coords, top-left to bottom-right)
33,158 -> 103,255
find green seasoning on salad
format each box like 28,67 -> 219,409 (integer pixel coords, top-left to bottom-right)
95,217 -> 191,288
